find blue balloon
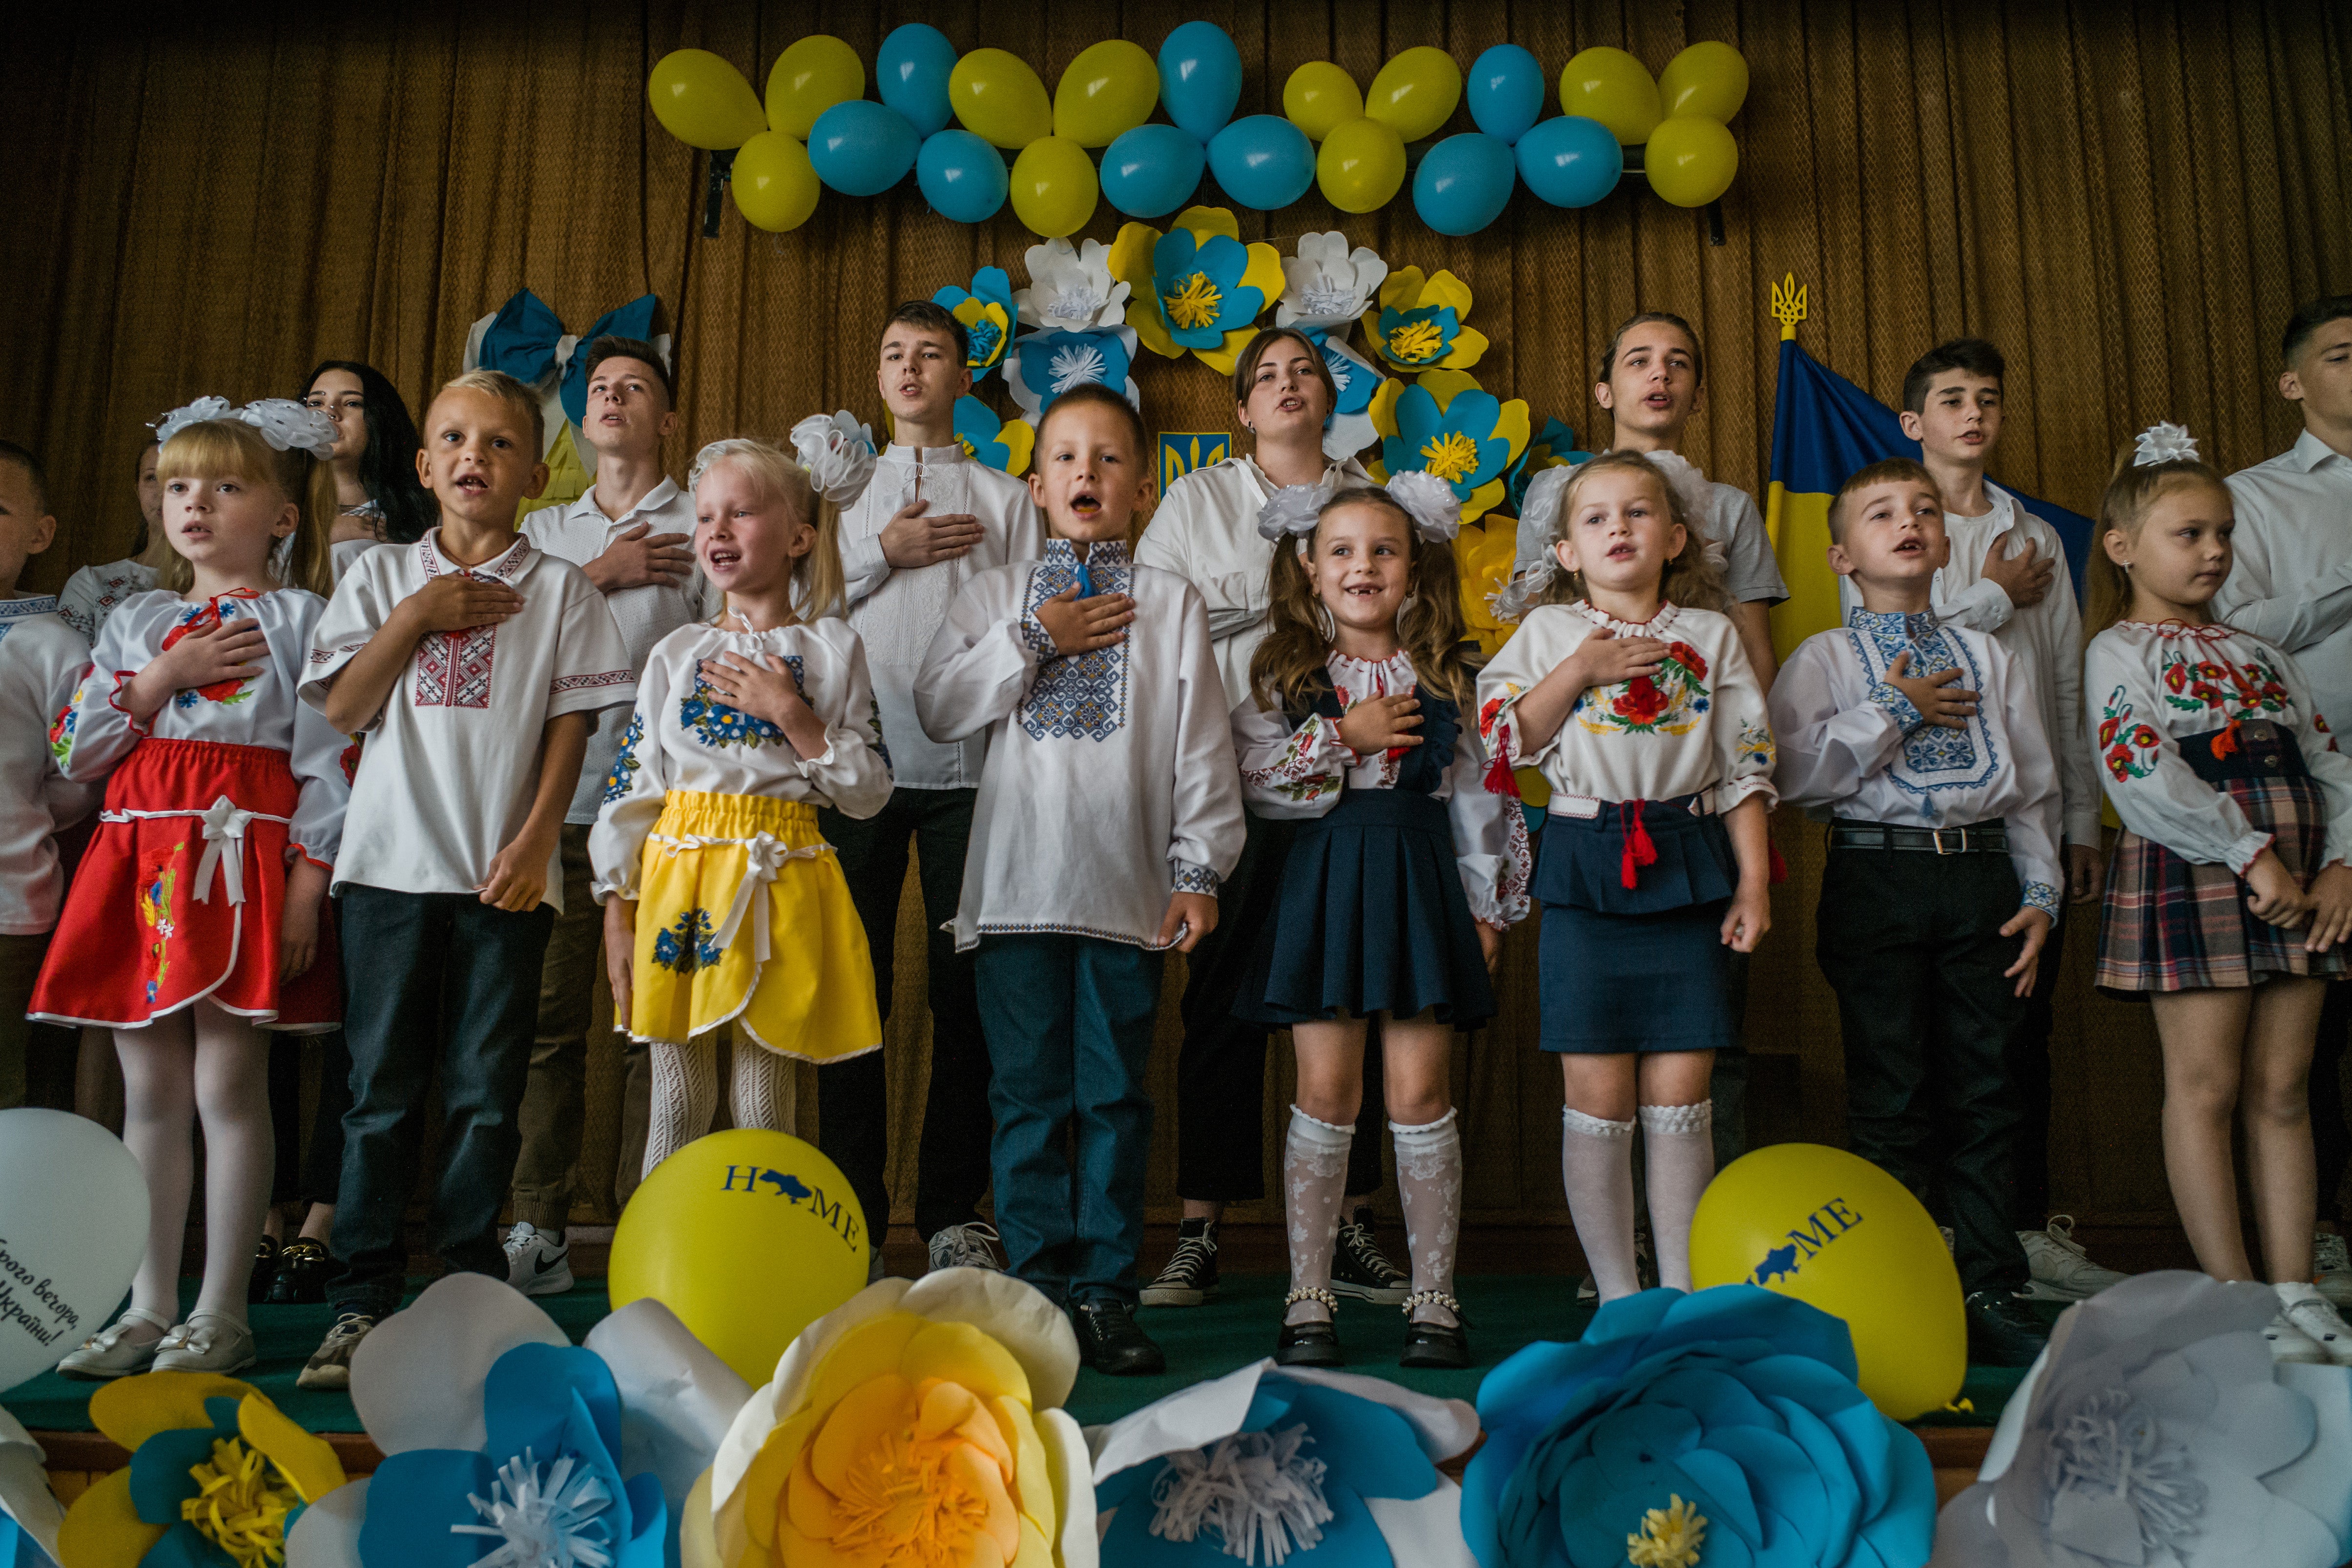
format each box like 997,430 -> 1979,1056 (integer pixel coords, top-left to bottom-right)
877,23 -> 957,139
915,129 -> 1009,222
1207,115 -> 1314,210
1158,20 -> 1241,142
1515,114 -> 1623,208
1101,123 -> 1207,218
1413,132 -> 1516,236
1467,44 -> 1547,144
808,101 -> 920,198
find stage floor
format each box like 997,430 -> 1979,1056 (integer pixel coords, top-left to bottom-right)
2,1274 -> 2029,1436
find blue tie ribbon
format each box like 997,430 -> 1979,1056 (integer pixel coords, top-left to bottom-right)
476,289 -> 660,430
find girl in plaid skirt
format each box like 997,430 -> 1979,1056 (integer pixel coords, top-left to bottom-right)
2085,422 -> 2352,1363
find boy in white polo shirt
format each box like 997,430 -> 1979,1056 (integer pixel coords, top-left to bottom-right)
503,334 -> 711,1295
297,369 -> 633,1386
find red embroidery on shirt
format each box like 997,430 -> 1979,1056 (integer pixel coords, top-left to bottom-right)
415,625 -> 496,708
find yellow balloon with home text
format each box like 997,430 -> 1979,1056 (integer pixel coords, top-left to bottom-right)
607,1129 -> 868,1385
1691,1142 -> 1966,1421
647,49 -> 769,151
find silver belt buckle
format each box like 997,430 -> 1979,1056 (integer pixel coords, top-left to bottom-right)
1932,827 -> 1964,855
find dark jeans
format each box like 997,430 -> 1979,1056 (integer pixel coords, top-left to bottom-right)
819,788 -> 992,1241
2007,908 -> 2069,1227
329,885 -> 555,1317
977,933 -> 1162,1305
267,1030 -> 352,1207
2317,981 -> 2352,1226
1817,844 -> 2032,1297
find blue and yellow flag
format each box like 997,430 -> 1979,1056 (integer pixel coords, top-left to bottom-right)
1763,282 -> 2092,659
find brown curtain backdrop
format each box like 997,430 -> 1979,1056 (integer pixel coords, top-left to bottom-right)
5,0 -> 2347,1234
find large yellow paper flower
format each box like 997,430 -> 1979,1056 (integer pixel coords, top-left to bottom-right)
1367,268 -> 1488,373
1454,519 -> 1521,662
1106,206 -> 1284,376
699,1272 -> 1094,1568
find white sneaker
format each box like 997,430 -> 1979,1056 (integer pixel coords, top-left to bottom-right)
2268,1311 -> 2327,1363
2277,1282 -> 2352,1366
926,1222 -> 1004,1274
2315,1232 -> 2352,1309
502,1221 -> 573,1297
2019,1216 -> 2131,1301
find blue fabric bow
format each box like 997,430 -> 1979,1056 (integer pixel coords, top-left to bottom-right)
476,289 -> 660,430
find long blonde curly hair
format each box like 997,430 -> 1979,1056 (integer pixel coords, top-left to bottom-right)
1526,448 -> 1731,615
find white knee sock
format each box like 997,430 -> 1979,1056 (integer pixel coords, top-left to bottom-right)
1562,1106 -> 1640,1303
190,1009 -> 273,1324
117,1024 -> 195,1327
1281,1107 -> 1354,1327
728,1037 -> 796,1133
1391,1111 -> 1463,1327
1640,1101 -> 1714,1294
645,1036 -> 719,1175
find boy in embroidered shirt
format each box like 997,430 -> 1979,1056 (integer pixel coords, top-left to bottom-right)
504,335 -> 711,1295
0,440 -> 97,1108
1770,457 -> 2061,1367
296,370 -> 634,1387
827,300 -> 1044,1277
916,382 -> 1244,1376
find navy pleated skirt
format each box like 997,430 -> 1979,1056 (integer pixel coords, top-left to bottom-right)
1241,788 -> 1496,1028
1536,800 -> 1737,1054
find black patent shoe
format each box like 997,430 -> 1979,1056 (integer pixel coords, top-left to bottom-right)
1399,1292 -> 1472,1370
1964,1289 -> 2052,1367
1275,1288 -> 1344,1366
1072,1299 -> 1166,1376
268,1238 -> 334,1305
247,1236 -> 281,1304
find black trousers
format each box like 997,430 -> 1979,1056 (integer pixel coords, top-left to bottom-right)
2006,908 -> 2070,1227
1174,810 -> 1384,1204
267,1030 -> 354,1208
1817,844 -> 2032,1296
2315,981 -> 2352,1226
818,787 -> 993,1242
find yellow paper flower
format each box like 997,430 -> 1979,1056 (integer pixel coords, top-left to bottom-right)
1106,206 -> 1284,376
1453,520 -> 1521,661
1367,268 -> 1488,373
703,1272 -> 1095,1568
1368,369 -> 1530,525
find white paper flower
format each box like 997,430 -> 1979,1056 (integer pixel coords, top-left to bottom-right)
1015,239 -> 1131,333
1315,332 -> 1386,462
2134,421 -> 2202,468
1276,233 -> 1391,332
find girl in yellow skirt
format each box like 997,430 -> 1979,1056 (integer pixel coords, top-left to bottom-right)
591,436 -> 893,1175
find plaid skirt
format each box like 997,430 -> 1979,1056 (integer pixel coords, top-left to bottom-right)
2096,722 -> 2347,994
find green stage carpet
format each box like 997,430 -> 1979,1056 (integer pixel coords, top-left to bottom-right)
2,1276 -> 2028,1436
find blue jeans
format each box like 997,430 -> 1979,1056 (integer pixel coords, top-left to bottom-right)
976,934 -> 1162,1307
330,885 -> 555,1317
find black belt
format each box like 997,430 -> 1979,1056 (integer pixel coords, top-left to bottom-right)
1828,819 -> 2009,855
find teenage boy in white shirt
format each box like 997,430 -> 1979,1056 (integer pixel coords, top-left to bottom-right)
502,335 -> 710,1295
826,300 -> 1045,1278
297,370 -> 633,1387
2215,295 -> 2352,1303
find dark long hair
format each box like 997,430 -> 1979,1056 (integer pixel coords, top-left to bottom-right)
300,360 -> 436,542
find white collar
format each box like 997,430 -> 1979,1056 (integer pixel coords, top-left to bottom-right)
2292,428 -> 2352,474
0,596 -> 59,620
883,443 -> 965,466
573,476 -> 681,528
420,528 -> 533,583
1570,599 -> 1683,637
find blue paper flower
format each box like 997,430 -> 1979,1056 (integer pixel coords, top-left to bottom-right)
1463,1286 -> 1938,1568
1092,1361 -> 1479,1565
1506,417 -> 1589,516
1108,207 -> 1284,372
1302,328 -> 1386,461
932,267 -> 1016,382
1369,370 -> 1531,523
1006,327 -> 1140,420
951,395 -> 1036,476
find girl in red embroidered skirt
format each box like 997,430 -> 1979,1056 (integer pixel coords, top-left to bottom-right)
35,399 -> 349,1379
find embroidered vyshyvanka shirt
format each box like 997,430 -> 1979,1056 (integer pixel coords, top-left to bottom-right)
57,557 -> 157,641
1771,608 -> 2063,915
1231,650 -> 1532,926
588,617 -> 893,902
2084,619 -> 2352,874
302,529 -> 635,910
56,588 -> 350,868
1475,600 -> 1778,820
840,443 -> 1046,790
916,537 -> 1245,951
0,597 -> 95,933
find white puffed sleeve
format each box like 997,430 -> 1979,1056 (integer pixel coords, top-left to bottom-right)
799,624 -> 893,820
1445,719 -> 1531,925
50,598 -> 164,782
1704,628 -> 1778,815
1164,584 -> 1245,889
1765,637 -> 1908,810
300,561 -> 395,729
2085,632 -> 2270,872
1987,640 -> 2063,915
914,572 -> 1049,745
1473,604 -> 1587,771
588,653 -> 672,903
1230,700 -> 1353,819
277,594 -> 351,868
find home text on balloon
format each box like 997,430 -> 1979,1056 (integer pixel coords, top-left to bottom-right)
716,1163 -> 863,1252
1745,1197 -> 1864,1286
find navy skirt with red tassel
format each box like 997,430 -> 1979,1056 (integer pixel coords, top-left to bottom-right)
1535,797 -> 1739,1054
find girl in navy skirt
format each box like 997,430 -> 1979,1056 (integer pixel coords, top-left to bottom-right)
2085,423 -> 2352,1363
1232,474 -> 1530,1369
1478,450 -> 1776,1303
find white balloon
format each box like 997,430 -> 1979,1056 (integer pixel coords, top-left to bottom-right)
0,1109 -> 148,1393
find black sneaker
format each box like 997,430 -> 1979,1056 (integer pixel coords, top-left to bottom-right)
1331,1211 -> 1409,1304
1141,1218 -> 1218,1307
1072,1300 -> 1165,1375
1964,1290 -> 2052,1367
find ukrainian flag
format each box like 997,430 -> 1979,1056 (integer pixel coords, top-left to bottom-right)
1764,297 -> 2093,659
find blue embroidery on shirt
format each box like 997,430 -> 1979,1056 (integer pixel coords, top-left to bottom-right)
602,712 -> 645,803
1843,607 -> 2001,811
1018,540 -> 1131,743
678,655 -> 806,750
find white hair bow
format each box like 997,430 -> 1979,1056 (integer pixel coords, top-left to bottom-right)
789,411 -> 878,508
1383,470 -> 1461,543
1255,482 -> 1332,542
152,396 -> 339,461
2133,422 -> 2200,467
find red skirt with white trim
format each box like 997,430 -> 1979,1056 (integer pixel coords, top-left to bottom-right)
29,737 -> 339,1032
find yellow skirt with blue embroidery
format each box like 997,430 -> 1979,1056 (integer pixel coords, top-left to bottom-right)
628,791 -> 880,1061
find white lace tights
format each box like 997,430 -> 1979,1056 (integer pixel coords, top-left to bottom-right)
643,1032 -> 796,1176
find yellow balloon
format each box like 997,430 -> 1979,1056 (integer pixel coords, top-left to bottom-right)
1283,61 -> 1364,142
764,34 -> 866,141
1659,40 -> 1750,123
607,1129 -> 868,1385
1053,39 -> 1160,149
730,130 -> 822,232
647,48 -> 769,152
1365,46 -> 1464,143
1316,116 -> 1407,214
951,47 -> 1054,150
1691,1143 -> 1966,1421
1558,45 -> 1662,146
1645,114 -> 1739,206
1009,135 -> 1100,238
